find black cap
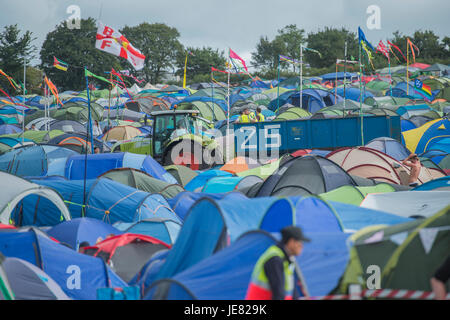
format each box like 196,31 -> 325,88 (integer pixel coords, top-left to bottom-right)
281,226 -> 311,243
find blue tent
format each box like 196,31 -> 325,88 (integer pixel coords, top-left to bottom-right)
0,124 -> 22,134
143,231 -> 276,300
0,229 -> 127,300
143,230 -> 352,299
133,196 -> 293,292
184,169 -> 233,192
249,80 -> 271,89
64,152 -> 177,184
0,145 -> 77,177
47,217 -> 124,250
412,176 -> 450,191
332,87 -> 374,102
365,137 -> 411,161
320,72 -> 357,81
268,89 -> 342,113
201,176 -> 264,193
21,178 -> 181,225
390,82 -> 428,100
401,119 -> 417,132
113,218 -> 182,245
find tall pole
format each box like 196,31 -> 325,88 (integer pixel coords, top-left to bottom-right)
226,56 -> 231,163
183,52 -> 188,89
300,44 -> 303,110
359,41 -> 364,146
406,40 -> 409,96
388,46 -> 392,97
276,57 -> 280,113
22,56 -> 26,143
343,41 -> 347,116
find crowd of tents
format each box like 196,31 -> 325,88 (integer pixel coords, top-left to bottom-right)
0,62 -> 449,300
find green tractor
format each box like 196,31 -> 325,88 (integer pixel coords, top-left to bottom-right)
111,110 -> 223,170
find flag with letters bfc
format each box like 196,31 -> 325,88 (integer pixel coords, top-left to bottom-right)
95,22 -> 145,70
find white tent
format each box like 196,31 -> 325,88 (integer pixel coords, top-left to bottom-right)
360,191 -> 450,218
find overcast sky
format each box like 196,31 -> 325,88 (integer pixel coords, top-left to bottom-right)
2,0 -> 449,67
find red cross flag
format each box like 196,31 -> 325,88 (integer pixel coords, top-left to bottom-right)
95,22 -> 146,70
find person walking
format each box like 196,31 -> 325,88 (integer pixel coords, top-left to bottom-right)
245,226 -> 310,300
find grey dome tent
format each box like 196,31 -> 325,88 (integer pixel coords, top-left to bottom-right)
256,155 -> 357,197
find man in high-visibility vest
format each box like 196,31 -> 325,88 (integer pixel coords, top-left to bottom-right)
245,226 -> 310,300
235,108 -> 257,123
255,107 -> 265,122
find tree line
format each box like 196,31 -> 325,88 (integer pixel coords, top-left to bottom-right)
0,19 -> 449,92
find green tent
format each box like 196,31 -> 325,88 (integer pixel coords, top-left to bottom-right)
319,184 -> 396,206
334,205 -> 450,295
2,130 -> 65,144
274,107 -> 311,121
0,253 -> 14,300
237,158 -> 281,180
99,168 -> 184,199
164,164 -> 199,187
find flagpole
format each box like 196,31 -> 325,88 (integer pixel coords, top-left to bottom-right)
276,57 -> 280,113
84,68 -> 95,154
359,41 -> 364,146
406,39 -> 409,96
388,49 -> 392,97
183,52 -> 188,89
226,55 -> 231,163
108,71 -> 112,129
300,44 -> 303,110
22,56 -> 26,143
343,41 -> 347,117
335,62 -> 338,104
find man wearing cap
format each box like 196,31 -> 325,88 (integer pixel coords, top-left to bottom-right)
245,226 -> 310,300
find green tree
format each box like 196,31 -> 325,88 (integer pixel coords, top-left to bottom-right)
412,30 -> 444,60
305,27 -> 358,69
274,24 -> 305,72
251,35 -> 285,72
175,46 -> 226,85
40,18 -> 121,91
120,23 -> 183,84
0,24 -> 36,93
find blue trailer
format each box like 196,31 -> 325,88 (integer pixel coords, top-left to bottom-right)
234,115 -> 401,157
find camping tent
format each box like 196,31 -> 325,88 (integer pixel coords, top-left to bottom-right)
365,137 -> 411,161
0,171 -> 71,226
256,155 -> 357,197
113,218 -> 182,245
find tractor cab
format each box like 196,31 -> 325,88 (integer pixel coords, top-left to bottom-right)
151,110 -> 200,159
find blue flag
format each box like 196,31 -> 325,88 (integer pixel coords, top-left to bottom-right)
358,27 -> 375,51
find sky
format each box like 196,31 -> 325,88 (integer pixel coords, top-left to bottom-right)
1,0 -> 449,68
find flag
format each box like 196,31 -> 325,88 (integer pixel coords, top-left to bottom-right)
361,41 -> 375,69
279,54 -> 300,65
53,56 -> 68,71
358,27 -> 375,51
376,40 -> 390,60
414,79 -> 432,101
304,47 -> 322,58
229,48 -> 249,73
211,66 -> 230,74
0,69 -> 20,90
407,38 -> 420,63
44,76 -> 63,106
387,40 -> 406,61
85,68 -> 113,85
95,22 -> 146,70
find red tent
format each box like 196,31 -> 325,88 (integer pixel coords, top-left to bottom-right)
291,149 -> 312,157
409,62 -> 431,69
0,224 -> 16,229
83,233 -> 171,283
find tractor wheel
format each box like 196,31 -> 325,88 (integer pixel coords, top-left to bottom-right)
163,141 -> 213,170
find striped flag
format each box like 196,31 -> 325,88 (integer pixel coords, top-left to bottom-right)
414,79 -> 432,101
387,40 -> 406,62
376,40 -> 390,60
407,38 -> 420,63
279,54 -> 300,64
229,48 -> 249,73
53,56 -> 68,71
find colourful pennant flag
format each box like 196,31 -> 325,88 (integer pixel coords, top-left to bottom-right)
84,68 -> 113,85
229,48 -> 249,74
279,54 -> 300,64
304,47 -> 322,58
387,40 -> 406,61
44,76 -> 63,106
407,38 -> 420,63
0,69 -> 20,90
358,27 -> 375,51
95,22 -> 146,70
53,56 -> 68,71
